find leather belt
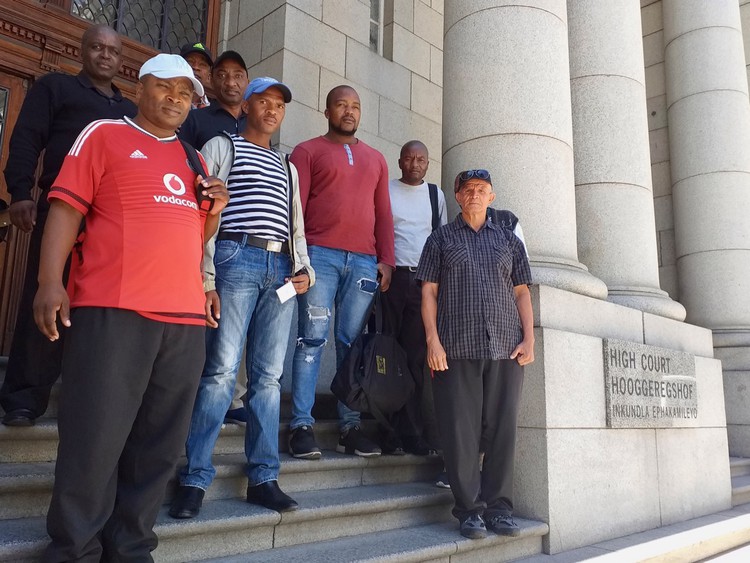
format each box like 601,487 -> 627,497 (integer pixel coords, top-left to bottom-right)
396,266 -> 418,273
217,232 -> 289,254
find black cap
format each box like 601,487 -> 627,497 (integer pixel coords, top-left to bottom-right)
179,42 -> 214,67
213,50 -> 247,71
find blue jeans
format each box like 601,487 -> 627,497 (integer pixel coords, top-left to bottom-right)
291,245 -> 379,431
180,240 -> 295,488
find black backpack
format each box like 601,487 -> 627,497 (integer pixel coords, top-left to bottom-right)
330,292 -> 415,429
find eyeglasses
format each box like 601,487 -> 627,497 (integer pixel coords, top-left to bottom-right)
458,169 -> 491,182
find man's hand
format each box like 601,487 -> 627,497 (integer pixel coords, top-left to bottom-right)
510,339 -> 535,366
377,262 -> 393,292
9,200 -> 36,232
426,336 -> 448,372
205,289 -> 221,328
288,272 -> 310,295
33,281 -> 70,341
196,175 -> 229,215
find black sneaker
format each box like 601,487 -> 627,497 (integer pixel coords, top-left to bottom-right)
336,426 -> 381,457
435,470 -> 451,489
459,514 -> 488,539
486,513 -> 521,537
288,425 -> 322,459
223,407 -> 247,427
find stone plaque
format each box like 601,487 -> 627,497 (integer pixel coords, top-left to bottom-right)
603,339 -> 697,428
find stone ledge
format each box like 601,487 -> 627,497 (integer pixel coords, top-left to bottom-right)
643,311 -> 714,357
533,285 -> 643,342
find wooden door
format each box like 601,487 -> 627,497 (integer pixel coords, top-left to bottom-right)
0,71 -> 31,355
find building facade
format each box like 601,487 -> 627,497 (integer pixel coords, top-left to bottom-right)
0,0 -> 748,554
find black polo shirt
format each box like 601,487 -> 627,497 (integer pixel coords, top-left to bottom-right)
4,72 -> 137,203
177,103 -> 246,149
416,213 -> 533,360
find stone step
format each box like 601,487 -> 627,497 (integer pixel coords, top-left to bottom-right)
0,418 -> 380,463
0,482 -> 460,562
200,519 -> 549,563
0,365 -> 340,424
515,502 -> 750,562
732,475 -> 750,507
730,456 -> 750,478
0,450 -> 442,520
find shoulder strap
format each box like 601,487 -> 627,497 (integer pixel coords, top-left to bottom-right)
486,207 -> 518,230
427,183 -> 440,232
179,139 -> 214,213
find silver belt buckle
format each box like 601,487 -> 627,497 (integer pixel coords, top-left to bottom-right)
267,240 -> 283,253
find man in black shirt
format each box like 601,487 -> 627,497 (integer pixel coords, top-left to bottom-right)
178,50 -> 249,149
1,24 -> 137,426
178,49 -> 251,425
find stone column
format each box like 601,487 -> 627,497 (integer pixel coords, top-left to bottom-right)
442,0 -> 607,299
567,0 -> 685,320
663,0 -> 750,454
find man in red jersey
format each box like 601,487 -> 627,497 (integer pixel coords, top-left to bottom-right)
33,53 -> 228,562
288,85 -> 395,459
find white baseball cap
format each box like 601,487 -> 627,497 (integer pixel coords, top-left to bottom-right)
139,53 -> 205,97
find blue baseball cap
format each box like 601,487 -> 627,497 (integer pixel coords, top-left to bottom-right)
243,77 -> 292,103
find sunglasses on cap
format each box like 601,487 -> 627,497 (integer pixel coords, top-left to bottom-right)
455,169 -> 492,192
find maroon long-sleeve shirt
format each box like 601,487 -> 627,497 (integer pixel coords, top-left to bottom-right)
290,136 -> 395,267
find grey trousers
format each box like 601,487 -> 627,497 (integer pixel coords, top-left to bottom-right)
432,358 -> 524,521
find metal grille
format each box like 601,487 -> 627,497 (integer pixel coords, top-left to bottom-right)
72,0 -> 208,52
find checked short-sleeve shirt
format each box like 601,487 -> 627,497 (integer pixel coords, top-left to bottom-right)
416,213 -> 532,360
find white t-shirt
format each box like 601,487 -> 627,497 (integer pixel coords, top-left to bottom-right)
389,179 -> 447,267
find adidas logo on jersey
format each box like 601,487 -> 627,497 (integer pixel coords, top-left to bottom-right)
129,149 -> 148,159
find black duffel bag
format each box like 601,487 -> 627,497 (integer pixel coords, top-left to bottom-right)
330,291 -> 415,428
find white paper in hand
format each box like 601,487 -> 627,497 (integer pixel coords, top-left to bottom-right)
276,280 -> 297,303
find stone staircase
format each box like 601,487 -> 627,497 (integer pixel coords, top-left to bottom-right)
0,363 -> 549,562
730,457 -> 750,507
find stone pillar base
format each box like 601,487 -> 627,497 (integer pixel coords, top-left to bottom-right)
530,258 -> 609,300
518,286 -> 731,554
607,287 -> 687,321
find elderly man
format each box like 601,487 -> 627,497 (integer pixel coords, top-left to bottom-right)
1,24 -> 137,427
416,169 -> 534,540
34,54 -> 228,561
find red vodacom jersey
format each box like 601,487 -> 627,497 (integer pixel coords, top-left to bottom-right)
49,117 -> 206,325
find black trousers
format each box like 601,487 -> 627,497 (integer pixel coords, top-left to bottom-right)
43,308 -> 205,563
378,268 -> 429,439
432,358 -> 524,521
1,204 -> 68,417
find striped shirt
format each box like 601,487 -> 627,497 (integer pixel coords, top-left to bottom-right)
220,134 -> 289,242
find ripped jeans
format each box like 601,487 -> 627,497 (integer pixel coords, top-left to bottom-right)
291,245 -> 378,431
